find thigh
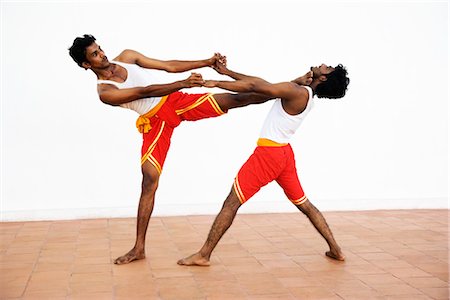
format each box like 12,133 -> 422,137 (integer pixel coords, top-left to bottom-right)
141,118 -> 175,174
233,147 -> 282,204
275,147 -> 307,205
214,93 -> 272,111
174,92 -> 226,121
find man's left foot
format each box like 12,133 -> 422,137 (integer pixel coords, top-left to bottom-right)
114,248 -> 145,265
326,250 -> 345,261
177,253 -> 210,266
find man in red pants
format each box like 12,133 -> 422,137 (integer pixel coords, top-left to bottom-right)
69,34 -> 313,264
178,62 -> 349,266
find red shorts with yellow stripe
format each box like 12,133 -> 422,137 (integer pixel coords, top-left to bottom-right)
139,92 -> 226,174
233,139 -> 307,206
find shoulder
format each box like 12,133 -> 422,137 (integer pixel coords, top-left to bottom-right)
280,84 -> 310,114
297,85 -> 310,96
293,85 -> 311,102
97,82 -> 117,93
113,49 -> 140,63
281,83 -> 309,99
280,82 -> 308,94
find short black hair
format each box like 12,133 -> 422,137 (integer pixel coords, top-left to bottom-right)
315,64 -> 349,99
68,34 -> 96,67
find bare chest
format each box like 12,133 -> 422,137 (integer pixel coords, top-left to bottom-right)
106,64 -> 128,83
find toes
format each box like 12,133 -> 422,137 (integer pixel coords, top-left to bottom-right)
114,254 -> 134,265
114,258 -> 124,265
114,256 -> 128,265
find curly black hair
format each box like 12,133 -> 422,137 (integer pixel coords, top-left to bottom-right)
68,34 -> 96,67
315,64 -> 350,99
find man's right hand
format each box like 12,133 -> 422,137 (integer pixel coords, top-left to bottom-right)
298,71 -> 313,86
183,72 -> 205,88
208,53 -> 227,68
212,60 -> 229,75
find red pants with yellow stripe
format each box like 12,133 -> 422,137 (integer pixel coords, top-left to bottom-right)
139,92 -> 225,174
233,140 -> 307,206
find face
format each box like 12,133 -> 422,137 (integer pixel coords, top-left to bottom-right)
310,64 -> 335,80
82,42 -> 110,69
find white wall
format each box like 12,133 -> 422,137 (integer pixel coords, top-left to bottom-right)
1,0 -> 448,221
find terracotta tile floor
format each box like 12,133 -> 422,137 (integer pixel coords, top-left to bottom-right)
1,209 -> 448,299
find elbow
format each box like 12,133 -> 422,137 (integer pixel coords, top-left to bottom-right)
161,61 -> 179,73
164,65 -> 178,73
247,79 -> 270,95
244,81 -> 257,92
119,49 -> 133,60
99,96 -> 118,106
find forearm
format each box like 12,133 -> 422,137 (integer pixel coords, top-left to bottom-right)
140,81 -> 188,97
213,65 -> 268,91
212,80 -> 256,93
219,67 -> 257,81
100,81 -> 188,106
166,59 -> 211,72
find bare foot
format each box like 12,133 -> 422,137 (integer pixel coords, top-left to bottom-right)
326,250 -> 345,261
177,253 -> 210,266
114,248 -> 145,265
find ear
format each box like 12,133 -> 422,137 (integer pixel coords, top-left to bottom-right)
81,61 -> 91,70
319,75 -> 328,82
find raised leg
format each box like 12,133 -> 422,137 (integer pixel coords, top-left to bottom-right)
114,161 -> 160,265
214,92 -> 272,110
177,189 -> 241,266
296,199 -> 345,261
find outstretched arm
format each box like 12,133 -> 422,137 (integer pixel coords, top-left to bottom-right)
206,63 -> 312,114
116,50 -> 226,73
206,63 -> 295,98
98,73 -> 204,106
212,62 -> 259,81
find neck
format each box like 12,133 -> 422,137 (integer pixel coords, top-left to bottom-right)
309,79 -> 321,94
94,63 -> 115,80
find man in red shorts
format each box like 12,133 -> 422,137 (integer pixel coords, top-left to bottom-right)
69,34 -> 313,264
178,61 -> 349,266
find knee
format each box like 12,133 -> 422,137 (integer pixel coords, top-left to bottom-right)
142,175 -> 158,193
222,189 -> 242,213
297,199 -> 312,214
141,164 -> 159,194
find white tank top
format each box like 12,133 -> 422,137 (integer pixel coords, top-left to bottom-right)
259,86 -> 314,144
97,61 -> 168,115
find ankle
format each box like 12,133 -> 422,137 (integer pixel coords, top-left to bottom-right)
133,244 -> 145,253
198,251 -> 210,260
330,246 -> 342,253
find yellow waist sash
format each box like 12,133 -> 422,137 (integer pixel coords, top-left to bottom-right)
257,138 -> 288,147
136,95 -> 168,134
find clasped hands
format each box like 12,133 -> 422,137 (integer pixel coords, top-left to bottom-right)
185,52 -> 227,88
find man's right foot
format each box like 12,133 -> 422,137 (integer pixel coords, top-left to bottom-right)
325,249 -> 345,261
177,252 -> 210,266
114,248 -> 145,265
